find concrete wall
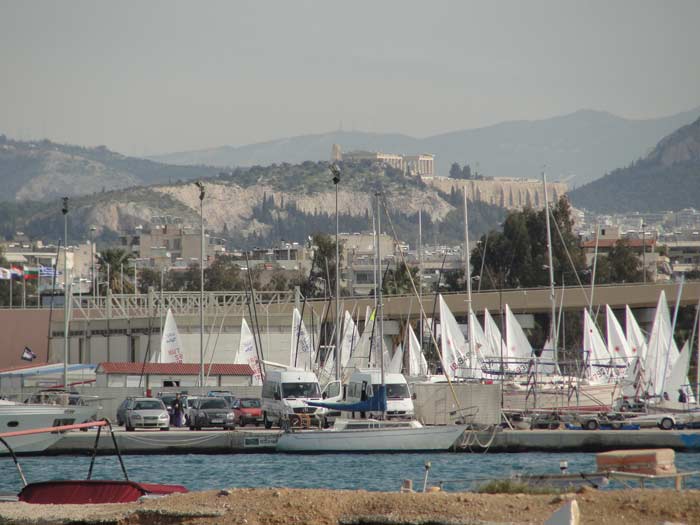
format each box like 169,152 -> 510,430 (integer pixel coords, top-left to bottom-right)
410,382 -> 501,426
0,309 -> 52,368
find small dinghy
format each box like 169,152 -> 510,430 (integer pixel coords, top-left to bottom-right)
0,419 -> 187,504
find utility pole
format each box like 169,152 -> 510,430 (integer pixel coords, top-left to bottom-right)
195,181 -> 205,389
62,197 -> 69,388
331,164 -> 341,381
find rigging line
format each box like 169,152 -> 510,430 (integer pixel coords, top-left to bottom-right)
205,311 -> 227,384
548,206 -> 590,306
378,193 -> 464,416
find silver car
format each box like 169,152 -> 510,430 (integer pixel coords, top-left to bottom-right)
124,398 -> 170,431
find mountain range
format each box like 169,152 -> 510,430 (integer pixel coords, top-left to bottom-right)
150,108 -> 700,187
0,135 -> 219,201
569,116 -> 700,213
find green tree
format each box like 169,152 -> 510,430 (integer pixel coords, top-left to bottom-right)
596,240 -> 644,284
96,248 -> 134,294
205,255 -> 245,291
383,261 -> 418,295
449,162 -> 463,179
304,233 -> 342,298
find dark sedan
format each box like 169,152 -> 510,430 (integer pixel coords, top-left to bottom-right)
188,397 -> 236,430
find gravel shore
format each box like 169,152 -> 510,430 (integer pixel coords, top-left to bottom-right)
1,487 -> 699,524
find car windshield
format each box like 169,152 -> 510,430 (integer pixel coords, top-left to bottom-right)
133,400 -> 163,410
241,399 -> 261,408
376,384 -> 411,399
282,382 -> 320,399
159,396 -> 176,406
200,399 -> 228,409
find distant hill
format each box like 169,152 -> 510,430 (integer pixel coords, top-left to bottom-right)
0,136 -> 219,201
150,108 -> 700,186
0,160 -> 506,249
569,117 -> 700,212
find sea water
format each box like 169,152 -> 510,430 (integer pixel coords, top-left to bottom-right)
2,452 -> 700,493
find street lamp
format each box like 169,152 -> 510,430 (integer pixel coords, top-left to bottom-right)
330,164 -> 341,382
90,226 -> 96,304
642,222 -> 647,284
194,181 -> 205,390
61,197 -> 69,388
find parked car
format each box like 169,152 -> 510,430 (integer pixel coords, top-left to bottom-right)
183,396 -> 201,426
123,398 -> 170,431
207,390 -> 236,407
189,397 -> 236,430
626,412 -> 676,430
232,398 -> 263,426
116,397 -> 136,426
157,392 -> 188,418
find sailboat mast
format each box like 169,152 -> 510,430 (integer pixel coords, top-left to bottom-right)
376,192 -> 385,386
542,170 -> 557,363
463,187 -> 474,375
418,208 -> 423,355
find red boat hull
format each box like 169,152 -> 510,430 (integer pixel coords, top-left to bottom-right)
18,480 -> 187,504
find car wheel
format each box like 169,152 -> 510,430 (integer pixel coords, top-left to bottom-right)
611,421 -> 623,430
264,412 -> 273,429
585,419 -> 599,430
189,426 -> 195,431
126,425 -> 134,432
255,421 -> 260,427
660,417 -> 674,430
160,427 -> 170,431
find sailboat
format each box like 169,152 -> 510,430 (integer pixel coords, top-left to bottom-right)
276,192 -> 467,453
156,308 -> 184,363
235,318 -> 263,386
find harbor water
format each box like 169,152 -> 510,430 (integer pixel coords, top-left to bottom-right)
3,452 -> 700,493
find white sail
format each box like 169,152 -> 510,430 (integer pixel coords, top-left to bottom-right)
626,305 -> 648,364
606,305 -> 631,366
583,309 -> 611,380
663,341 -> 696,406
469,309 -> 488,361
158,309 -> 184,364
505,305 -> 533,372
405,323 -> 428,376
290,308 -> 313,370
235,318 -> 263,385
388,344 -> 404,373
646,292 -> 681,397
483,309 -> 505,361
438,295 -> 475,378
346,309 -> 380,370
339,310 -> 358,370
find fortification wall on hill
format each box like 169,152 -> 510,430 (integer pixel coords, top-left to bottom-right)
426,177 -> 568,210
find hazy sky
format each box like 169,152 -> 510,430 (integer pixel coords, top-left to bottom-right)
2,1 -> 699,156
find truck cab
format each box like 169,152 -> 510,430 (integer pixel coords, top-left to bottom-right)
345,369 -> 414,420
261,370 -> 322,428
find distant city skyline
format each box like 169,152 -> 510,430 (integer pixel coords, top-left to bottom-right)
1,1 -> 699,157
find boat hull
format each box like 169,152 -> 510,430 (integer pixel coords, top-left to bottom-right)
276,424 -> 467,453
0,404 -> 96,454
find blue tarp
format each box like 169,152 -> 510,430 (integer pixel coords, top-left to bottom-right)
306,384 -> 387,412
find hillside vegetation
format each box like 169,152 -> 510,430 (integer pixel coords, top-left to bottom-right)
0,135 -> 219,201
569,117 -> 700,212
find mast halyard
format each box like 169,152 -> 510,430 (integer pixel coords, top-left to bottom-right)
463,187 -> 475,377
542,170 -> 558,365
376,192 -> 385,387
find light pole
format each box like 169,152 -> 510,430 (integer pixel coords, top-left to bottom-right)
62,197 -> 69,388
642,222 -> 647,284
330,164 -> 341,381
90,226 -> 96,304
195,181 -> 205,389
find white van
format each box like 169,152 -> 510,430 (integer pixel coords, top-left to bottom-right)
345,369 -> 414,420
261,369 -> 322,428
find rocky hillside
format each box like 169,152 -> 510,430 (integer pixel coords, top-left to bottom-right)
1,161 -> 506,248
150,107 -> 700,186
0,135 -> 219,201
569,117 -> 700,213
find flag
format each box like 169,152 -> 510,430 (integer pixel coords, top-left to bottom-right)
39,265 -> 59,277
10,266 -> 23,279
0,267 -> 10,280
21,347 -> 37,361
23,266 -> 39,280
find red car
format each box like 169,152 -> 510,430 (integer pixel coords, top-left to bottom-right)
232,398 -> 263,427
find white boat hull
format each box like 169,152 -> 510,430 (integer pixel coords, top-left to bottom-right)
502,382 -> 620,412
0,404 -> 96,454
276,424 -> 467,453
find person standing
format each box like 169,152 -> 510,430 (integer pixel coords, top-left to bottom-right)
172,393 -> 184,428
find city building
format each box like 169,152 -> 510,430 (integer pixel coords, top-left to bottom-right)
341,150 -> 405,172
120,224 -> 226,269
404,154 -> 435,178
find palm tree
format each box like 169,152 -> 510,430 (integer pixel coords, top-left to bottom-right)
96,248 -> 134,294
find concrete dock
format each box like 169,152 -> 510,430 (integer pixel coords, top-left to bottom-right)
35,427 -> 700,455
